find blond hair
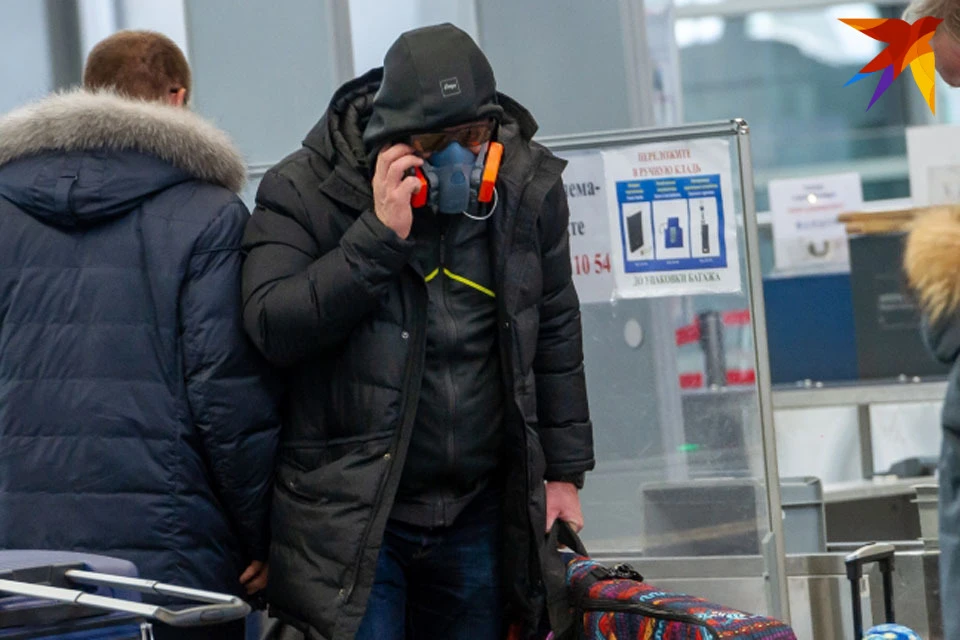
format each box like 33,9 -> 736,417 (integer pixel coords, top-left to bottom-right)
83,31 -> 191,104
905,0 -> 960,39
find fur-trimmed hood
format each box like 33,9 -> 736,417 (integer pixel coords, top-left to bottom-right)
904,207 -> 960,363
905,207 -> 960,323
0,89 -> 245,192
0,90 -> 246,228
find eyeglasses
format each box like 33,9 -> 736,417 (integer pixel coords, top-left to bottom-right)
409,119 -> 495,155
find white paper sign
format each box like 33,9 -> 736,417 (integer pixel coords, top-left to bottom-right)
600,138 -> 741,298
559,151 -> 615,304
769,172 -> 863,271
908,125 -> 960,206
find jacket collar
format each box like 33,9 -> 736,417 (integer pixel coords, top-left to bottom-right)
0,89 -> 247,192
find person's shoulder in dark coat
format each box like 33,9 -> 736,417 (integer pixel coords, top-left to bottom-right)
0,89 -> 281,596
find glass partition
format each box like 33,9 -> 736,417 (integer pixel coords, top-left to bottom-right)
541,121 -> 789,619
676,2 -> 919,211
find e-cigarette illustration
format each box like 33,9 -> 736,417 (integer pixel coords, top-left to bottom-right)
700,202 -> 710,254
661,217 -> 684,249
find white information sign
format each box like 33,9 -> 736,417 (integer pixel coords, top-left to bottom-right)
559,151 -> 615,304
907,124 -> 960,206
769,173 -> 863,271
600,138 -> 741,298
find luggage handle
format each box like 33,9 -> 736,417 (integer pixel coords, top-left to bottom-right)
549,520 -> 588,557
844,543 -> 896,639
0,569 -> 250,628
543,520 -> 589,640
550,521 -> 643,582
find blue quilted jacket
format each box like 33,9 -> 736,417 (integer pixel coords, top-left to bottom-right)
0,90 -> 280,597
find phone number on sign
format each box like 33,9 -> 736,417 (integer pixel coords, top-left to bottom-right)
572,253 -> 612,276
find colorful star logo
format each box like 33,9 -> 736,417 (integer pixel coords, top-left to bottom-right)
841,17 -> 943,113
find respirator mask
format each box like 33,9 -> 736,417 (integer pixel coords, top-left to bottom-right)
407,120 -> 503,220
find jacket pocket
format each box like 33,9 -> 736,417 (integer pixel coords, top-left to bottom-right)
268,430 -> 395,627
512,305 -> 540,376
279,429 -> 395,476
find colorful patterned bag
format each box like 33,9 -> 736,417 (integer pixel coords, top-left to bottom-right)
545,522 -> 797,640
565,555 -> 797,639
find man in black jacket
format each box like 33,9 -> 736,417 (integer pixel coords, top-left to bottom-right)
242,23 -> 594,639
0,31 -> 280,640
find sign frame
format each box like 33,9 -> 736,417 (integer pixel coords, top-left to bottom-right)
539,120 -> 790,623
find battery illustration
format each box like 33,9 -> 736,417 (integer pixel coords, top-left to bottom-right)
664,217 -> 684,249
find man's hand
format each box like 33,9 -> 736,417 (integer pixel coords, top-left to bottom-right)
373,144 -> 424,240
545,481 -> 584,533
239,560 -> 269,595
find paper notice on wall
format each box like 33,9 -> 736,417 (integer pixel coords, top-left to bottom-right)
927,165 -> 960,204
769,172 -> 863,271
600,138 -> 741,298
907,125 -> 960,206
558,151 -> 615,304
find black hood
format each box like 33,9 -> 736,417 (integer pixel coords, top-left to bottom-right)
305,69 -> 380,171
362,23 -> 504,153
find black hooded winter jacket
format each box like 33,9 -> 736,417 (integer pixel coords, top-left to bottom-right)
241,69 -> 595,639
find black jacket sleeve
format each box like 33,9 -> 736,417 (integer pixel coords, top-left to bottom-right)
241,169 -> 414,368
922,313 -> 960,365
180,199 -> 281,562
534,180 -> 595,483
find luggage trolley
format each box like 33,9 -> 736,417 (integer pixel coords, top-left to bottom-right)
0,551 -> 250,639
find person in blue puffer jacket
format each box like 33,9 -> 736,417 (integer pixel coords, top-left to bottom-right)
0,31 -> 280,640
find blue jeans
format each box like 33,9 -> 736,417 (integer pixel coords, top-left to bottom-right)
355,491 -> 503,640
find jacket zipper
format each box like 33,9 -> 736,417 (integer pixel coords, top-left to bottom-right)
494,184 -> 539,600
579,597 -> 718,639
340,276 -> 427,605
439,229 -> 459,489
492,163 -> 547,610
